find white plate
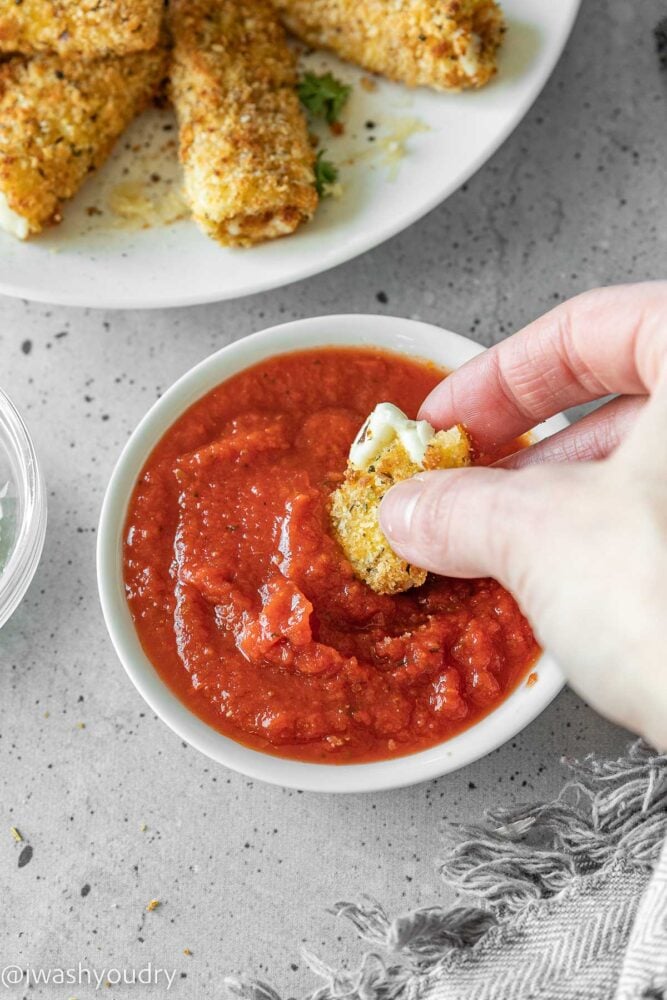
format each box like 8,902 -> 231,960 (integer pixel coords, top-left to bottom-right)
0,1 -> 580,310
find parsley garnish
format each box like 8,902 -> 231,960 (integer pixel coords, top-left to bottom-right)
298,72 -> 351,125
314,151 -> 339,197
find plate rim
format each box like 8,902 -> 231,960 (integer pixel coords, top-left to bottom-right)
0,0 -> 582,310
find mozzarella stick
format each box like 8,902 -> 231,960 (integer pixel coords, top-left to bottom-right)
169,0 -> 317,248
272,0 -> 505,91
0,0 -> 163,57
0,47 -> 167,238
330,405 -> 471,594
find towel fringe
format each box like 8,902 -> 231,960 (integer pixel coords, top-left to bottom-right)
225,741 -> 667,1000
439,741 -> 667,916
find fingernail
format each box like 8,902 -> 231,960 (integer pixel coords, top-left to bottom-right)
380,477 -> 426,547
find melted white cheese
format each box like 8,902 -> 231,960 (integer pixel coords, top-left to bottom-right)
459,32 -> 482,78
349,403 -> 435,469
0,192 -> 29,240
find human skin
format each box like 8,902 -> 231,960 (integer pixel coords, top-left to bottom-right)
380,283 -> 667,749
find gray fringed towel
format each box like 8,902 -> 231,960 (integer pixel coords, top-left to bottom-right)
227,743 -> 667,1000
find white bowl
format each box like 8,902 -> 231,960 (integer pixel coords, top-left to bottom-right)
0,389 -> 47,629
97,316 -> 567,793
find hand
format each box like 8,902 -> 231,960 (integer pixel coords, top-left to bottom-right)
380,283 -> 667,749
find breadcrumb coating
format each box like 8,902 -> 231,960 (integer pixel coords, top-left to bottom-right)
0,46 -> 168,236
169,0 -> 317,248
0,0 -> 163,57
331,424 -> 471,595
272,0 -> 505,91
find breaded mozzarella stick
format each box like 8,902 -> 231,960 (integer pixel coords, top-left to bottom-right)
272,0 -> 505,91
0,47 -> 167,238
331,405 -> 471,594
169,0 -> 317,248
0,0 -> 163,57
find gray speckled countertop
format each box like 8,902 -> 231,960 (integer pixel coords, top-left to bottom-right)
1,1 -> 664,996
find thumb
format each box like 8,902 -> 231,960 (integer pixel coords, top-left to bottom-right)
379,465 -> 560,587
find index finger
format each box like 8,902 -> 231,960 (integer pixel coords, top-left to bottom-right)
420,282 -> 667,448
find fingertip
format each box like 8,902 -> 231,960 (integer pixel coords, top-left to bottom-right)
417,381 -> 454,426
381,465 -> 542,583
379,476 -> 426,552
380,469 -> 478,577
417,359 -> 504,448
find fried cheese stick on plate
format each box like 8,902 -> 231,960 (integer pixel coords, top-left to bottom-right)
330,404 -> 471,595
169,0 -> 317,248
0,46 -> 167,238
272,0 -> 505,91
0,0 -> 163,57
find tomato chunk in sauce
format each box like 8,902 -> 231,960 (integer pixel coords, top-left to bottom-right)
124,348 -> 539,763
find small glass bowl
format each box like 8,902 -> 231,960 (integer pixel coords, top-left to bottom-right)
0,389 -> 47,629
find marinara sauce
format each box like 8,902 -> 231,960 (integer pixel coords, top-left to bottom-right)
124,348 -> 539,763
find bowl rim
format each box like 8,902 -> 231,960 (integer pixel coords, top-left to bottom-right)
0,388 -> 47,630
97,315 -> 568,793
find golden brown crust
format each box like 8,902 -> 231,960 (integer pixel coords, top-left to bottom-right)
330,425 -> 471,595
272,0 -> 505,91
168,0 -> 317,248
0,46 -> 168,235
0,0 -> 163,57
